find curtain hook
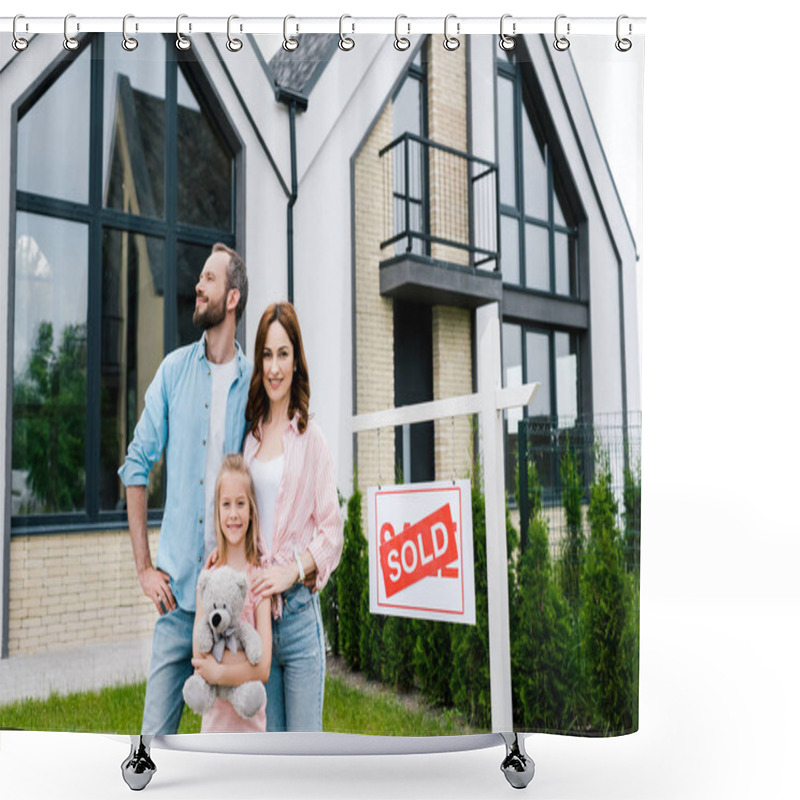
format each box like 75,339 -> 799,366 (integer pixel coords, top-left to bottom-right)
615,14 -> 632,52
12,14 -> 29,52
283,15 -> 299,52
443,13 -> 460,51
339,14 -> 355,51
122,14 -> 138,51
175,14 -> 191,50
63,13 -> 80,52
553,14 -> 570,51
499,14 -> 516,51
394,14 -> 410,51
227,14 -> 243,52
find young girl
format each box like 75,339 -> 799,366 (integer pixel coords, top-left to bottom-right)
190,454 -> 272,733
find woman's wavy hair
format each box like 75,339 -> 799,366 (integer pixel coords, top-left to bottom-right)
214,454 -> 262,566
246,302 -> 310,437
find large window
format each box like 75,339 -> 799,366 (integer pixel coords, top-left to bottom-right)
497,51 -> 586,504
497,58 -> 578,295
503,323 -> 580,500
11,35 -> 237,528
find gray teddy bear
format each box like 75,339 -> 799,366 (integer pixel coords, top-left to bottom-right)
182,566 -> 266,719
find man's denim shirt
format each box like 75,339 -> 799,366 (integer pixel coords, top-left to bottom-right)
118,335 -> 253,612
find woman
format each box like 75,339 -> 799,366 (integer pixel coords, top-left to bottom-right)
244,301 -> 343,731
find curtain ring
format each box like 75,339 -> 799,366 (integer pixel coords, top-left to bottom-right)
283,15 -> 299,52
443,13 -> 460,51
63,13 -> 80,52
499,13 -> 516,51
175,14 -> 191,50
394,14 -> 410,51
553,14 -> 570,51
122,14 -> 138,51
12,15 -> 29,52
226,15 -> 243,52
615,14 -> 632,52
339,14 -> 355,51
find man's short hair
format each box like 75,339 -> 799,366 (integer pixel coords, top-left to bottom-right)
212,242 -> 248,324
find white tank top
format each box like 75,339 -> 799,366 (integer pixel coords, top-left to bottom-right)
249,454 -> 284,555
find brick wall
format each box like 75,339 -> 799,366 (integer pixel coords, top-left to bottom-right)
7,529 -> 160,656
428,37 -> 474,480
354,102 -> 396,496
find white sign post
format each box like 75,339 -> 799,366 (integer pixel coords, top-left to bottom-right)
351,315 -> 537,732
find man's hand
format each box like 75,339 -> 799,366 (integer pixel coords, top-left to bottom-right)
139,567 -> 176,614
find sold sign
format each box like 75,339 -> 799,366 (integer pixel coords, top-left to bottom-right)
368,480 -> 475,624
379,504 -> 458,597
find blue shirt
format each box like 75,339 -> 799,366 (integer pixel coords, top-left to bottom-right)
118,336 -> 253,611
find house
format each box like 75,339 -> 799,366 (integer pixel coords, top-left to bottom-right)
0,31 -> 638,680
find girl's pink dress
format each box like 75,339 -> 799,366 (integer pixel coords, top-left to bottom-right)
200,563 -> 267,733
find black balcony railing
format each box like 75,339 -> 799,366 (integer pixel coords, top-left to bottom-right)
379,132 -> 499,269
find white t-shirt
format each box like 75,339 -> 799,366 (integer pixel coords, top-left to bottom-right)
203,357 -> 239,559
249,454 -> 284,555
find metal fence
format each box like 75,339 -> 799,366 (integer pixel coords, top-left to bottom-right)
517,412 -> 641,582
379,131 -> 499,268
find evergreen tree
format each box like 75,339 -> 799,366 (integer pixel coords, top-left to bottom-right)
511,461 -> 573,731
337,487 -> 365,670
581,459 -> 635,733
560,434 -> 585,605
358,570 -> 384,681
381,615 -> 416,691
622,462 -> 641,578
412,620 -> 452,707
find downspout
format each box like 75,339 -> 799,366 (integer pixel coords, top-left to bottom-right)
287,99 -> 298,304
276,88 -> 308,304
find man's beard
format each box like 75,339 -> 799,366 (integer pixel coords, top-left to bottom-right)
193,293 -> 226,329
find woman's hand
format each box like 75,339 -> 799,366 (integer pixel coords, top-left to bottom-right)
252,564 -> 299,599
204,548 -> 220,570
191,654 -> 223,685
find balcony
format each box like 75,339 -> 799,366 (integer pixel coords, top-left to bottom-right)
378,132 -> 502,309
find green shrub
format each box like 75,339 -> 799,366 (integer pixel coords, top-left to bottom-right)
560,433 -> 585,604
337,486 -> 365,670
359,575 -> 384,681
581,458 -> 635,733
320,491 -> 345,657
412,620 -> 453,707
381,616 -> 416,692
622,462 -> 641,577
511,461 -> 573,731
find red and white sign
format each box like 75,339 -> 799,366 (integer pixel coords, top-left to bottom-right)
368,479 -> 475,624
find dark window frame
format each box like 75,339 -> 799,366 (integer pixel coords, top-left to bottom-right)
497,55 -> 580,298
9,34 -> 240,535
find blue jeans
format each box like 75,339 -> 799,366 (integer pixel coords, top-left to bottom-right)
266,585 -> 325,732
141,607 -> 195,735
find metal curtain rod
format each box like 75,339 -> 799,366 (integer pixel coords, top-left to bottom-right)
0,15 -> 645,36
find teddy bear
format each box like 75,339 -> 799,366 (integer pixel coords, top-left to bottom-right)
182,566 -> 266,719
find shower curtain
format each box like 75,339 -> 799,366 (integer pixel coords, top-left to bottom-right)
0,21 -> 644,742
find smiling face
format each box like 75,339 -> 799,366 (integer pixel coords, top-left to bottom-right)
217,472 -> 251,551
262,321 -> 295,412
193,250 -> 231,330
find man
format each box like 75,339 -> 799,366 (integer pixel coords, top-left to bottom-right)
118,243 -> 252,736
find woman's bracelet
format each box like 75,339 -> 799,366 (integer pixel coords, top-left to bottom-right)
295,553 -> 305,584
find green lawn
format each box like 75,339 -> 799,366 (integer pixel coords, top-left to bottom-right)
0,675 -> 476,736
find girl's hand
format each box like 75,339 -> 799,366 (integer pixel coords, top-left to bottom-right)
192,654 -> 223,685
204,548 -> 220,570
253,564 -> 299,599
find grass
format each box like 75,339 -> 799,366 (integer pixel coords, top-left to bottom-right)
0,675 -> 476,736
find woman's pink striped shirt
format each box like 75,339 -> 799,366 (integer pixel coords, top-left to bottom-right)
243,414 -> 343,615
